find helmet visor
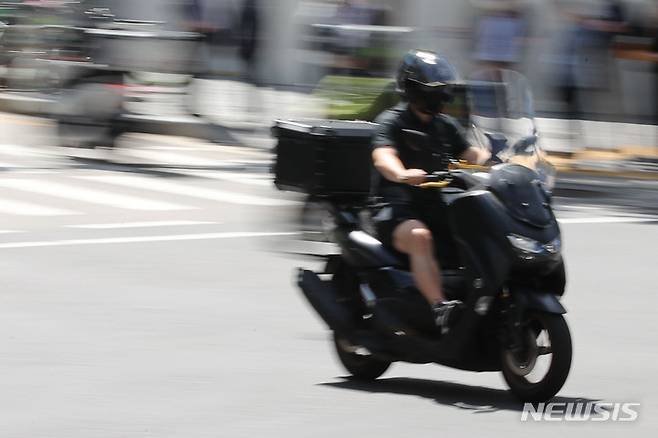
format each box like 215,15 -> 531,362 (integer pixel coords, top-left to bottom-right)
407,79 -> 454,107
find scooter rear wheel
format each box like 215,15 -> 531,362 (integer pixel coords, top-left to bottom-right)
501,312 -> 572,402
333,333 -> 391,381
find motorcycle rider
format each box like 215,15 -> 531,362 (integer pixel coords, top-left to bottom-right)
371,50 -> 489,333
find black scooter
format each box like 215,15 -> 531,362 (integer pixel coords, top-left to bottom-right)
298,160 -> 571,403
289,70 -> 572,403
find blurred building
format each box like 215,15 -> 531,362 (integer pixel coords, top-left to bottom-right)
253,0 -> 657,124
2,0 -> 656,124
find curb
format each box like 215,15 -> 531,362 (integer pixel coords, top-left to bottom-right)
549,150 -> 658,182
0,93 -> 52,115
120,115 -> 243,146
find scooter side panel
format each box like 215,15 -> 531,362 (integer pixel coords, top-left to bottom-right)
449,190 -> 513,293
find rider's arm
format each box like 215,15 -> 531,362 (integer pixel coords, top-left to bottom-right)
372,147 -> 427,186
372,113 -> 427,186
373,147 -> 428,186
460,146 -> 491,165
372,147 -> 406,182
372,147 -> 426,186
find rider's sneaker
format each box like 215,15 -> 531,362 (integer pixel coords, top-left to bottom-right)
433,300 -> 463,335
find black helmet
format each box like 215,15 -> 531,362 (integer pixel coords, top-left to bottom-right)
396,50 -> 459,115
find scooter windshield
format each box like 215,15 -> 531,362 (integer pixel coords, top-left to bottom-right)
467,70 -> 556,190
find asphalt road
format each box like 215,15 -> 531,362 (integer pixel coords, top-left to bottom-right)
1,114 -> 657,437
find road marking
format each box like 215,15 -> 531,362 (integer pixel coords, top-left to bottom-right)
0,144 -> 48,158
116,148 -> 228,167
558,217 -> 657,224
180,169 -> 273,187
0,161 -> 26,168
0,178 -> 194,211
555,204 -> 604,211
79,175 -> 299,206
0,231 -> 298,249
69,220 -> 218,229
0,198 -> 78,216
120,134 -> 271,155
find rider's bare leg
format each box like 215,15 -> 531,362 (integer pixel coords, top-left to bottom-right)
392,219 -> 445,305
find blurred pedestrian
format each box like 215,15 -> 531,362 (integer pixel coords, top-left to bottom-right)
550,0 -> 629,149
472,0 -> 528,70
566,1 -> 628,112
238,0 -> 260,84
192,0 -> 238,77
236,0 -> 263,120
330,0 -> 375,76
649,4 -> 658,125
334,0 -> 373,27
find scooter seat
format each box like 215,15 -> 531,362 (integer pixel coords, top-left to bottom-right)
343,231 -> 402,268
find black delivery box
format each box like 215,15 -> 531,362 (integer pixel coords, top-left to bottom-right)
273,119 -> 378,198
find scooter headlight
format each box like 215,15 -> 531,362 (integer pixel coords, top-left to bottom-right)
543,236 -> 562,254
507,234 -> 561,258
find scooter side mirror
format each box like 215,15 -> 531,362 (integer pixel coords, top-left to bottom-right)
484,132 -> 508,158
512,135 -> 538,154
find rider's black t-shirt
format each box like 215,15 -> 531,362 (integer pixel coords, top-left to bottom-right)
370,103 -> 470,265
371,102 -> 470,202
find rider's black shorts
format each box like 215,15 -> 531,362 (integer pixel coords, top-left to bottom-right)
373,188 -> 458,267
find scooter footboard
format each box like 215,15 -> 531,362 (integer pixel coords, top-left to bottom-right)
297,269 -> 359,335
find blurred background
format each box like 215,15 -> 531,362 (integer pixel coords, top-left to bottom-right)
0,0 -> 656,162
1,2 -> 657,436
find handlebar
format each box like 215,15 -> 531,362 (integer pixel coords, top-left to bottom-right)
418,181 -> 451,189
423,171 -> 451,183
416,171 -> 450,189
416,161 -> 491,189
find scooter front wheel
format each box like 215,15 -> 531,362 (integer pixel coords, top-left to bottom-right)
333,333 -> 391,381
501,312 -> 572,402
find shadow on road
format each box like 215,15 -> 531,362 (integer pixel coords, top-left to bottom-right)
321,377 -> 600,413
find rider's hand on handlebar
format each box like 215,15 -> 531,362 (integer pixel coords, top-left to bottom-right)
397,169 -> 427,186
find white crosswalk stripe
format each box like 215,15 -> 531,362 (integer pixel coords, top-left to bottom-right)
557,217 -> 657,224
0,144 -> 47,157
0,142 -> 292,217
115,148 -> 229,167
69,220 -> 217,229
176,169 -> 273,187
0,161 -> 25,168
78,174 -> 298,206
0,178 -> 194,211
0,197 -> 79,216
0,144 -> 54,169
0,231 -> 299,249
